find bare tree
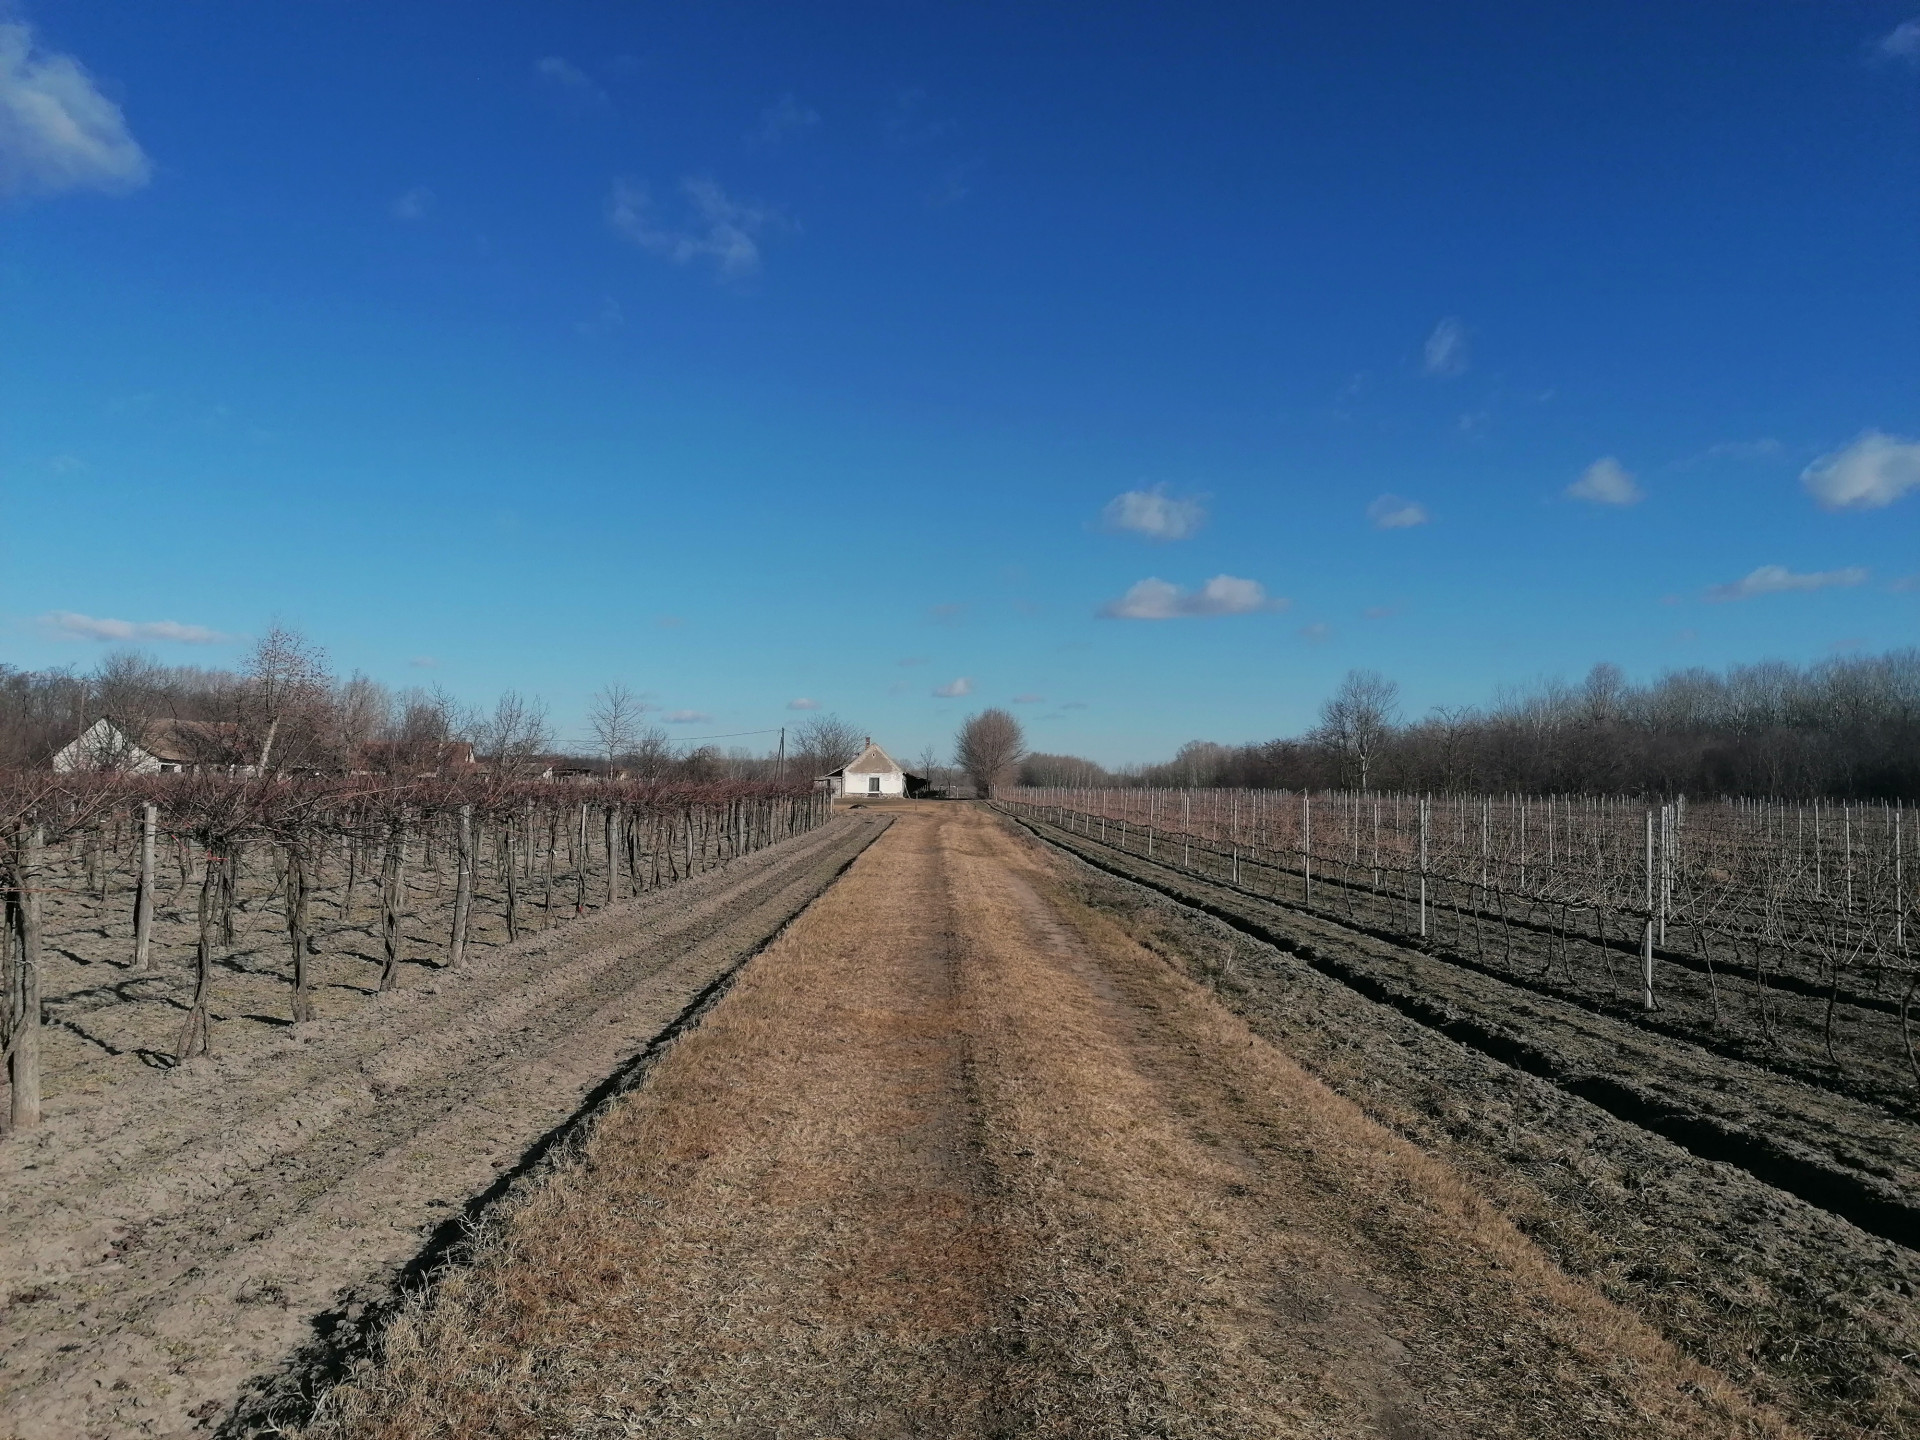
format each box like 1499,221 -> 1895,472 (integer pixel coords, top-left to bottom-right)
588,683 -> 644,778
241,624 -> 331,772
627,724 -> 673,781
1311,669 -> 1400,789
477,692 -> 554,775
794,715 -> 863,778
956,708 -> 1027,798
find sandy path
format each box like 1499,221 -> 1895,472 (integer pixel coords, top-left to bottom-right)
0,813 -> 886,1440
311,804 -> 1792,1439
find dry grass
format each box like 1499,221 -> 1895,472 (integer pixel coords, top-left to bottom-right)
307,804 -> 1799,1439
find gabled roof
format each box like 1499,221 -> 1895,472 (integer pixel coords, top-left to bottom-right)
826,740 -> 926,781
842,740 -> 903,775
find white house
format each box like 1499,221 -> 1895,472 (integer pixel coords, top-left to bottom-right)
821,738 -> 927,799
53,718 -> 240,774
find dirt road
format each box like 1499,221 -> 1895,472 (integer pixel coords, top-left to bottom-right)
0,813 -> 887,1440
312,804 -> 1789,1439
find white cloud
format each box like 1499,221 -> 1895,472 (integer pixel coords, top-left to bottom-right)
391,186 -> 433,221
1422,317 -> 1468,377
1800,431 -> 1920,510
1879,19 -> 1920,62
1705,565 -> 1869,603
1100,574 -> 1286,620
1367,494 -> 1430,529
41,611 -> 229,644
663,709 -> 712,724
751,93 -> 819,146
932,677 -> 973,698
535,55 -> 609,110
610,177 -> 776,279
1100,484 -> 1206,540
1565,457 -> 1643,506
786,697 -> 820,711
0,20 -> 150,199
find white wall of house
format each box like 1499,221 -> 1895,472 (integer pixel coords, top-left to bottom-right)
844,766 -> 907,797
52,719 -> 165,774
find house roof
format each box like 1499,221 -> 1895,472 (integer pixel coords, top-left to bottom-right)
138,718 -> 242,765
827,740 -> 926,781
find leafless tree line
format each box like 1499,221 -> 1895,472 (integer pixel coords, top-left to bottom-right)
1023,650 -> 1920,801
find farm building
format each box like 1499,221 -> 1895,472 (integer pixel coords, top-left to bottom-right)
822,739 -> 928,798
52,718 -> 245,774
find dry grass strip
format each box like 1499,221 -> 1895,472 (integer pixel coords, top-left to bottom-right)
305,805 -> 1799,1439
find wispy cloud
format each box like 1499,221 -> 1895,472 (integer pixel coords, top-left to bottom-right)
932,677 -> 973,698
1062,701 -> 1089,711
926,603 -> 966,625
609,177 -> 780,279
1298,622 -> 1332,643
1565,457 -> 1643,506
1889,573 -> 1920,593
41,611 -> 229,644
0,20 -> 150,198
786,697 -> 820,711
663,709 -> 712,724
1422,317 -> 1468,377
1100,575 -> 1286,620
408,656 -> 439,669
1361,605 -> 1399,620
897,655 -> 929,667
390,186 -> 433,221
1701,437 -> 1784,462
1801,431 -> 1920,510
1011,693 -> 1044,704
751,93 -> 819,147
1367,494 -> 1430,529
535,55 -> 609,111
575,295 -> 624,336
1878,18 -> 1920,62
1100,484 -> 1206,541
1705,565 -> 1869,603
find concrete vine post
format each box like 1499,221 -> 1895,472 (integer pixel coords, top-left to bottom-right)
134,802 -> 156,971
450,803 -> 474,967
1642,808 -> 1656,1012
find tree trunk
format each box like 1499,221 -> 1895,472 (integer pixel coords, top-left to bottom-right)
176,840 -> 216,1060
504,818 -> 520,943
379,822 -> 407,992
286,844 -> 314,1023
134,803 -> 156,971
605,806 -> 619,907
8,826 -> 46,1129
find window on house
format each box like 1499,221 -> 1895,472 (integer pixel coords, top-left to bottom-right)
868,776 -> 881,794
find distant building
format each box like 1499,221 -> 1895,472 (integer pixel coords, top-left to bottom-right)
357,740 -> 478,777
52,718 -> 245,775
821,738 -> 928,799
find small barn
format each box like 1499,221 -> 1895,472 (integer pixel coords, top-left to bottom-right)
822,738 -> 928,799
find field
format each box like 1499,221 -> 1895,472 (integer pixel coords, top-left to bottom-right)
1,792 -> 1915,1438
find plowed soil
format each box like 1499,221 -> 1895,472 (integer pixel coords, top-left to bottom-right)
0,813 -> 886,1440
1012,809 -> 1920,1439
305,805 -> 1794,1439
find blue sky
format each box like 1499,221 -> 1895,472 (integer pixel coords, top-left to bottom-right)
2,2 -> 1916,764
